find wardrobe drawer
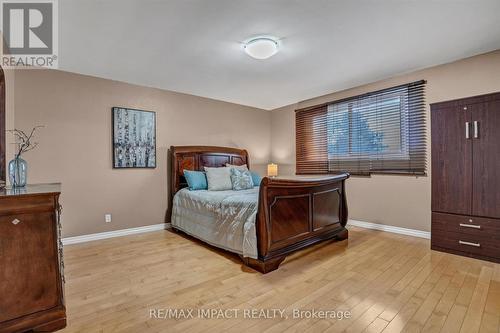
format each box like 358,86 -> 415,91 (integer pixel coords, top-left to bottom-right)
431,229 -> 500,259
432,212 -> 500,239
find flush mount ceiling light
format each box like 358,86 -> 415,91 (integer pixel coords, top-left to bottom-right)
243,37 -> 279,60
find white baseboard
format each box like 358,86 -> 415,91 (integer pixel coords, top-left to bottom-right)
348,219 -> 430,239
62,223 -> 172,245
62,219 -> 428,245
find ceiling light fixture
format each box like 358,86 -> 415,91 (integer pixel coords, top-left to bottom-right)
243,37 -> 279,60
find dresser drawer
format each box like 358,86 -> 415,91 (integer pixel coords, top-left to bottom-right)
0,195 -> 56,216
432,212 -> 500,239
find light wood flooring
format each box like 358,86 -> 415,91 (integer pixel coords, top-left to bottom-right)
60,226 -> 500,333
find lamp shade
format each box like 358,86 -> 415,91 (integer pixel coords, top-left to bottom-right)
267,163 -> 278,177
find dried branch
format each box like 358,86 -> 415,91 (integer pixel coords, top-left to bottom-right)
6,126 -> 44,159
22,142 -> 39,153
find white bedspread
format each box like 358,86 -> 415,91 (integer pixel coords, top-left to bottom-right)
171,187 -> 259,259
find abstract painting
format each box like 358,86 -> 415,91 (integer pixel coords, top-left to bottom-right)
112,107 -> 156,168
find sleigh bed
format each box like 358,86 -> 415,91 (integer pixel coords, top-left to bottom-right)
169,145 -> 349,273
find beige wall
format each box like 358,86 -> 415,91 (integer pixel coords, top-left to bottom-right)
13,70 -> 271,237
271,50 -> 500,232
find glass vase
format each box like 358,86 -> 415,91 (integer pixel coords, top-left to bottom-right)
8,157 -> 28,187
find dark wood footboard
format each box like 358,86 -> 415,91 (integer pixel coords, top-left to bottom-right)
245,174 -> 350,273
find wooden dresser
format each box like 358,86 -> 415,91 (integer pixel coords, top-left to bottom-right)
431,92 -> 500,263
0,184 -> 66,332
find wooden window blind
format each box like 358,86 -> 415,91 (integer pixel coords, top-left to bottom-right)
296,80 -> 426,176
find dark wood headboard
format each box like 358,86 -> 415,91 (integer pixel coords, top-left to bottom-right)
169,145 -> 249,199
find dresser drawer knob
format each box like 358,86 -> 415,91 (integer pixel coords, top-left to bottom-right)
11,218 -> 21,225
459,223 -> 481,229
459,240 -> 480,247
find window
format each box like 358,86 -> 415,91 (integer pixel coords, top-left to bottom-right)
296,80 -> 426,176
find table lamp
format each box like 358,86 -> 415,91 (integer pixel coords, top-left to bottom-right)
267,163 -> 278,177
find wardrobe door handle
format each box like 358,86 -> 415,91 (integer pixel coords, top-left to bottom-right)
465,122 -> 470,139
459,223 -> 481,229
473,121 -> 478,138
11,218 -> 21,225
459,240 -> 480,247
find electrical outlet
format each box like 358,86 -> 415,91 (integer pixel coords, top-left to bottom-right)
105,214 -> 112,223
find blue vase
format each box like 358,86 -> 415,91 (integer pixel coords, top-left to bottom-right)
8,157 -> 28,187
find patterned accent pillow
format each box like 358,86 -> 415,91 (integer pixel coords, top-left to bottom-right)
226,163 -> 248,171
230,168 -> 254,191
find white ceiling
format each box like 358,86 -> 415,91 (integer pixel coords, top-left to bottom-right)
59,0 -> 500,110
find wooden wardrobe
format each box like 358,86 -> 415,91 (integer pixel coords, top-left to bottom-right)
431,92 -> 500,263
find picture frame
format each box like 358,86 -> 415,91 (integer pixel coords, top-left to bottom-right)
112,107 -> 156,168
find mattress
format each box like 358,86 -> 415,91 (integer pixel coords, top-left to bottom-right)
171,187 -> 259,259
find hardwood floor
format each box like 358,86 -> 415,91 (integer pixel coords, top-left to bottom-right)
60,227 -> 500,333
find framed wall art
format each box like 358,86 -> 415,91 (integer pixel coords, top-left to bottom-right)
112,107 -> 156,168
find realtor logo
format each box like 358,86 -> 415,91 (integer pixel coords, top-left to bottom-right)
0,0 -> 58,68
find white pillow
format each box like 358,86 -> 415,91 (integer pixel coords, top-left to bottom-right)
204,167 -> 232,191
226,163 -> 248,171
